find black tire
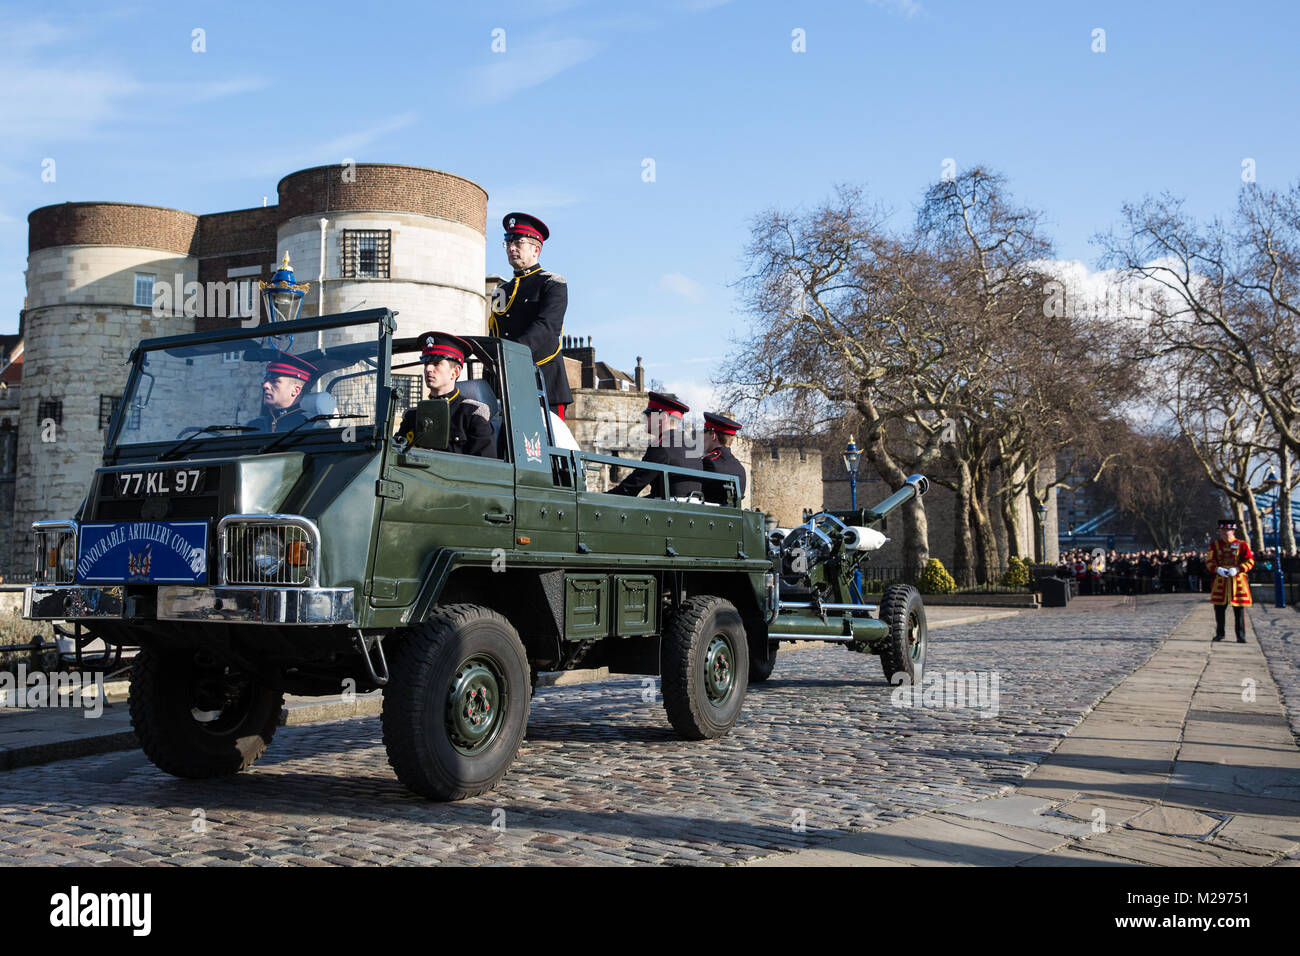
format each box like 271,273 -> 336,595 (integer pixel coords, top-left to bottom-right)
382,604 -> 530,801
128,647 -> 283,778
748,640 -> 779,683
661,596 -> 749,739
878,584 -> 927,686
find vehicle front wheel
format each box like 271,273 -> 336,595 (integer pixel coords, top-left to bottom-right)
661,596 -> 749,739
878,584 -> 927,687
382,604 -> 530,801
128,647 -> 283,778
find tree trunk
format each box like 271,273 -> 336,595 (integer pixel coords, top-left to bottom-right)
1281,447 -> 1296,555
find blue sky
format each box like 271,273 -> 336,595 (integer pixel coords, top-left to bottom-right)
3,0 -> 1299,410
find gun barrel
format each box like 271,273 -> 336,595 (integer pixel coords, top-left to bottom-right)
863,474 -> 928,524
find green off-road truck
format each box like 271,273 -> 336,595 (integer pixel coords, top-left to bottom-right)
24,309 -> 929,800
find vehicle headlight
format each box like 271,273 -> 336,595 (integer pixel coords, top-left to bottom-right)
252,532 -> 284,578
58,537 -> 77,577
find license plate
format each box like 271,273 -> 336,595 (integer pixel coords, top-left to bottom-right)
106,468 -> 207,498
78,522 -> 209,583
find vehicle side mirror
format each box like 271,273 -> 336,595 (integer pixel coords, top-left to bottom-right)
411,399 -> 450,450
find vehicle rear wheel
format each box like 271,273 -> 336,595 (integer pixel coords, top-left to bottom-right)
661,596 -> 749,739
878,584 -> 927,687
128,647 -> 283,778
748,640 -> 779,683
382,604 -> 530,801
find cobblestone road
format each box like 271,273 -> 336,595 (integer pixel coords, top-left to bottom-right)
0,596 -> 1198,865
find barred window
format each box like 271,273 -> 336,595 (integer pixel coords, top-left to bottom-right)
99,395 -> 141,431
341,230 -> 391,279
134,273 -> 155,307
37,399 -> 62,426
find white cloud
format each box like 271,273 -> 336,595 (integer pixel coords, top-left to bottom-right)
246,113 -> 421,177
661,378 -> 721,417
660,272 -> 705,303
461,34 -> 601,106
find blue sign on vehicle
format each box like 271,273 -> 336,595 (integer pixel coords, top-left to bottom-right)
77,522 -> 209,584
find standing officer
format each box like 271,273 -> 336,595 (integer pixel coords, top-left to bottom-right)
1206,518 -> 1254,642
396,332 -> 495,457
608,392 -> 701,498
700,411 -> 746,505
489,212 -> 573,419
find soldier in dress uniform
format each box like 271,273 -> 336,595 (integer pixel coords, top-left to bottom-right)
489,212 -> 573,419
395,332 -> 495,457
608,392 -> 701,499
1206,518 -> 1254,642
246,353 -> 317,432
700,411 -> 746,505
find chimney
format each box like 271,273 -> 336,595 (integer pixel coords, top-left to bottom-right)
562,334 -> 597,389
635,356 -> 645,392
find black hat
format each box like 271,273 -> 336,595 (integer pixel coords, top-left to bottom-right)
419,331 -> 471,365
643,391 -> 688,417
264,352 -> 317,383
703,411 -> 742,436
503,212 -> 549,244
1218,519 -> 1239,530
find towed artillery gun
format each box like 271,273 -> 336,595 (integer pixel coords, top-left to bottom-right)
23,309 -> 930,800
755,476 -> 930,686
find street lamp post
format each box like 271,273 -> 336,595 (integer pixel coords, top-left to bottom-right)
1264,468 -> 1286,608
1037,502 -> 1048,566
843,437 -> 863,598
259,252 -> 310,325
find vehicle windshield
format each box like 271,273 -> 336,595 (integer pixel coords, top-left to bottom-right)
110,323 -> 383,450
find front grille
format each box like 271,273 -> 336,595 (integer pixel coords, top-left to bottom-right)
222,521 -> 315,586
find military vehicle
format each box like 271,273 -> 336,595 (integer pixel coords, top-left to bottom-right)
24,309 -> 928,800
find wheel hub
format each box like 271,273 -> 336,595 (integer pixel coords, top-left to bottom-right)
703,635 -> 734,704
447,657 -> 504,755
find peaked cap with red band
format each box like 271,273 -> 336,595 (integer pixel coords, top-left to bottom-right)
419,331 -> 471,365
703,411 -> 742,436
503,212 -> 549,245
1218,519 -> 1239,530
643,391 -> 689,417
264,352 -> 317,383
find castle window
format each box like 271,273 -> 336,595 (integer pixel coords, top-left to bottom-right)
341,230 -> 391,279
133,274 -> 155,307
799,448 -> 808,462
769,446 -> 779,460
37,399 -> 62,426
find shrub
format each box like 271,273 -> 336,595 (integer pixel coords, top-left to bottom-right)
918,558 -> 957,594
1000,556 -> 1031,589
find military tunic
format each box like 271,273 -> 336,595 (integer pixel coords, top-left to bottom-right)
608,443 -> 702,499
1206,538 -> 1254,606
396,389 -> 495,458
246,404 -> 309,433
701,446 -> 746,504
490,267 -> 573,408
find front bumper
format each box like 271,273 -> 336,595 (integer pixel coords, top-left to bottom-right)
25,586 -> 125,620
23,584 -> 355,626
158,586 -> 356,625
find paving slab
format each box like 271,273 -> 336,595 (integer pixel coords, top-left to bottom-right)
938,795 -> 1094,837
1210,814 -> 1300,854
1052,796 -> 1152,828
1126,805 -> 1222,838
1166,762 -> 1300,801
1076,830 -> 1270,867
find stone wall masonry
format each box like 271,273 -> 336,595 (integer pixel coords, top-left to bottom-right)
29,203 -> 198,256
750,443 -> 824,527
277,165 -> 487,234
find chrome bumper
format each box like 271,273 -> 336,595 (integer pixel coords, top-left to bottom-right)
157,586 -> 356,625
24,586 -> 126,620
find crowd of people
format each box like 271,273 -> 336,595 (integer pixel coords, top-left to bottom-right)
1056,546 -> 1300,595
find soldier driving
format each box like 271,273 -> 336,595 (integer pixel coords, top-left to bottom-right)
608,392 -> 701,499
489,212 -> 573,419
396,331 -> 495,457
246,353 -> 316,432
1206,518 -> 1254,642
700,411 -> 746,505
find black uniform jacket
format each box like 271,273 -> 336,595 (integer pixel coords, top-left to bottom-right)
246,404 -> 309,433
396,390 -> 496,458
701,446 -> 746,504
608,442 -> 702,498
490,267 -> 574,407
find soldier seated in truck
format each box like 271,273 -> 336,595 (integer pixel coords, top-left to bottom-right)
245,353 -> 317,432
608,391 -> 702,499
395,331 -> 495,457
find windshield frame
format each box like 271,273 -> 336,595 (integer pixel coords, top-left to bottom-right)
105,308 -> 396,462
